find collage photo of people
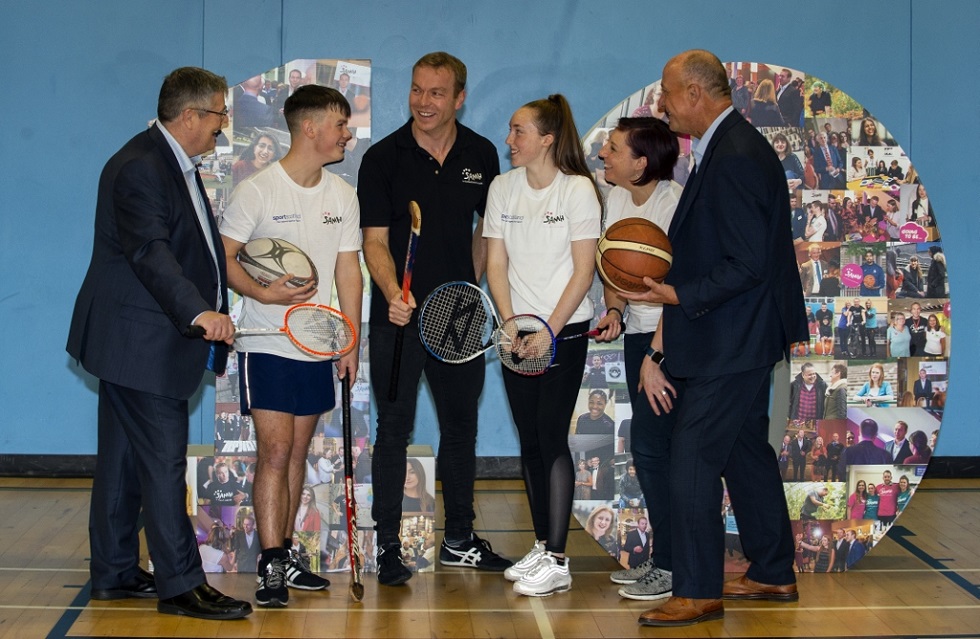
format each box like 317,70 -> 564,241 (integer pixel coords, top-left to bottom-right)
575,61 -> 948,572
186,59 -> 434,576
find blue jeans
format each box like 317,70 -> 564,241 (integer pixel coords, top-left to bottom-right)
368,323 -> 483,546
623,332 -> 674,571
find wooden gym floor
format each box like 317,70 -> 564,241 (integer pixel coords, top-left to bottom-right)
1,477 -> 978,638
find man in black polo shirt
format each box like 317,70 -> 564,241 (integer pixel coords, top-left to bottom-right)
358,51 -> 512,586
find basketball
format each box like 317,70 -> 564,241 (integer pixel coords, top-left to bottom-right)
596,217 -> 672,293
238,237 -> 319,289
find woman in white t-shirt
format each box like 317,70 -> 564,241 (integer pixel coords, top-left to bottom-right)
484,94 -> 601,597
923,313 -> 946,356
591,117 -> 682,591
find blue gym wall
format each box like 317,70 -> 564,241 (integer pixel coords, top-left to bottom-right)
1,0 -> 976,459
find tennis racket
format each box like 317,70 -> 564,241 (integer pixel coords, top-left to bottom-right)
340,375 -> 364,602
186,303 -> 356,359
388,201 -> 422,401
418,281 -> 602,376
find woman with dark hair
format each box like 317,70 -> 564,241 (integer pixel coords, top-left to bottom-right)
876,160 -> 888,177
900,255 -> 926,298
748,79 -> 783,126
847,480 -> 869,519
923,313 -> 946,356
858,118 -> 883,146
824,364 -> 848,419
232,133 -> 282,183
772,132 -> 804,190
403,458 -> 435,512
896,475 -> 914,512
904,430 -> 933,464
591,116 -> 681,599
910,184 -> 935,229
847,157 -> 867,182
485,94 -> 601,597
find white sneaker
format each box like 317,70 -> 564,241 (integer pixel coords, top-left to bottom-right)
617,566 -> 672,601
504,541 -> 545,582
513,553 -> 571,597
610,558 -> 655,584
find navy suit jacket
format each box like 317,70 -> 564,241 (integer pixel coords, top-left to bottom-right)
664,111 -> 807,378
67,124 -> 227,399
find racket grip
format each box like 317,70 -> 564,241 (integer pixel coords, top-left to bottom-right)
185,325 -> 207,339
388,326 -> 405,401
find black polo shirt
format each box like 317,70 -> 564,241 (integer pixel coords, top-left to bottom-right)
358,119 -> 500,326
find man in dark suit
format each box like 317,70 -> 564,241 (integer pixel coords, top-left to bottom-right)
775,69 -> 803,127
66,67 -> 251,620
623,517 -> 652,569
838,419 -> 892,476
812,131 -> 845,189
885,420 -> 913,463
623,50 -> 807,626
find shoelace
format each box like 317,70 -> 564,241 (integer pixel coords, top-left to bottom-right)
265,560 -> 286,589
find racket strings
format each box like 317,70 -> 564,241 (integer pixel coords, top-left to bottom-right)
497,315 -> 556,375
420,286 -> 495,361
285,306 -> 355,356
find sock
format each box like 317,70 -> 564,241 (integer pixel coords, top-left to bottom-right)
444,533 -> 472,547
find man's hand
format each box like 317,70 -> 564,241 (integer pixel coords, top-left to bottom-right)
621,277 -> 680,306
194,311 -> 235,344
259,274 -> 317,306
639,356 -> 677,415
388,291 -> 416,327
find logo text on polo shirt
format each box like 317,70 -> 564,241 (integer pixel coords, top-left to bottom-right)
461,168 -> 484,184
272,213 -> 302,223
501,213 -> 524,223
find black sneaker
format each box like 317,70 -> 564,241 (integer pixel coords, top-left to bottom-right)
256,549 -> 289,607
377,543 -> 412,586
285,546 -> 329,591
439,533 -> 513,571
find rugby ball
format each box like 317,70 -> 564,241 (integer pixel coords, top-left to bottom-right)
237,237 -> 319,288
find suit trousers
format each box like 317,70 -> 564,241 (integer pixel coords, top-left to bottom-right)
90,381 -> 205,599
669,366 -> 795,599
623,332 -> 674,571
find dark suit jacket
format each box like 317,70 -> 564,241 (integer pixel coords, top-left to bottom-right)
886,439 -> 913,463
812,144 -> 844,187
67,124 -> 227,399
776,86 -> 803,127
664,110 -> 808,377
623,529 -> 651,568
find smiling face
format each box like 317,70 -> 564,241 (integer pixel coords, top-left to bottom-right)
308,106 -> 352,165
593,510 -> 611,534
404,462 -> 419,491
505,106 -> 552,169
588,392 -> 607,420
185,91 -> 228,157
598,128 -> 643,187
252,135 -> 277,167
657,59 -> 697,136
409,64 -> 465,138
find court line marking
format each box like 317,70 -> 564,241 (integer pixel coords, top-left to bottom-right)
11,603 -> 980,613
528,596 -> 555,639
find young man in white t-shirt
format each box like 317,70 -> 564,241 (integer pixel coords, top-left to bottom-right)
220,85 -> 362,608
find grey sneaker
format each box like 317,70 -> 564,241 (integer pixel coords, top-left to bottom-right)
610,557 -> 656,584
617,566 -> 672,601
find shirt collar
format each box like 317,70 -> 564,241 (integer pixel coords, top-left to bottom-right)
156,120 -> 202,174
692,106 -> 734,169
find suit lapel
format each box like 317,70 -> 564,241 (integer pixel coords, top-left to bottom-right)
668,111 -> 742,241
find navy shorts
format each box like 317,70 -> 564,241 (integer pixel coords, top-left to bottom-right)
238,352 -> 336,417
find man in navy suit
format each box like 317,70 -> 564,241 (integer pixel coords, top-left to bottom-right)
623,50 -> 807,626
67,67 -> 251,620
812,131 -> 845,189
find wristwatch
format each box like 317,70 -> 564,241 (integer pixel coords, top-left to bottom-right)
644,345 -> 665,366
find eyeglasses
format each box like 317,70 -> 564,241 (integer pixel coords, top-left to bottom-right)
194,106 -> 229,118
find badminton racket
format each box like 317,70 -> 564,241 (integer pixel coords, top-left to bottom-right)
340,374 -> 364,602
186,303 -> 356,359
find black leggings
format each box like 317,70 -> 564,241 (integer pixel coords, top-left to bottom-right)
501,320 -> 589,554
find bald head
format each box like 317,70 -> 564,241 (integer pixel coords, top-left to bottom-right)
660,49 -> 733,138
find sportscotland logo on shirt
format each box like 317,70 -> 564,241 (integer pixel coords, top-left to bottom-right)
461,168 -> 484,185
272,213 -> 302,223
322,212 -> 343,225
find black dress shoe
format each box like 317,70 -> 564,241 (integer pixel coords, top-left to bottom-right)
157,583 -> 252,620
91,568 -> 158,600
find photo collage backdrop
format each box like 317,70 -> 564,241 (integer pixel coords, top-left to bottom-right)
578,61 -> 948,572
189,59 -> 433,574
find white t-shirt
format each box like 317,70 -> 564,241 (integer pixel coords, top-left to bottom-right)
483,169 -> 601,323
220,162 -> 361,360
924,329 -> 946,355
603,181 -> 682,334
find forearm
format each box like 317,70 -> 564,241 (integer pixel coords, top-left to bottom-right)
486,238 -> 514,319
362,229 -> 402,303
